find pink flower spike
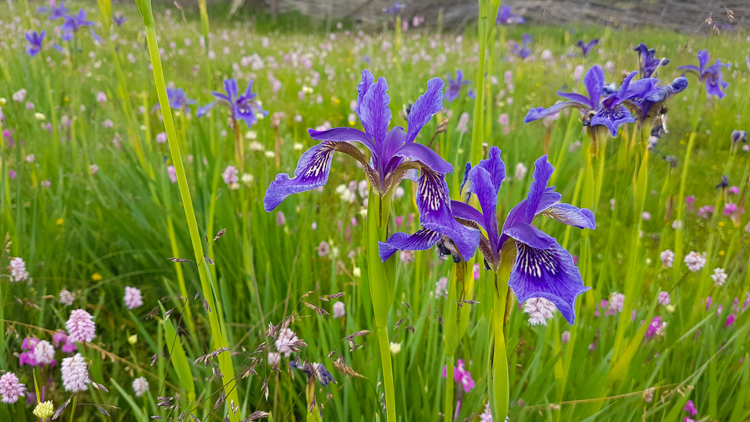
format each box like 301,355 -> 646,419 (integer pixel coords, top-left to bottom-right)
66,309 -> 96,343
684,400 -> 697,416
0,372 -> 26,404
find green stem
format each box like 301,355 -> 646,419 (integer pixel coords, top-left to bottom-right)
444,355 -> 455,422
366,189 -> 396,422
491,253 -> 512,421
469,0 -> 490,164
444,262 -> 461,421
135,1 -> 240,419
69,395 -> 77,422
674,89 -> 706,280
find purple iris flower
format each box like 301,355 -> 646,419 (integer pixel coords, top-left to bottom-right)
496,6 -> 525,25
36,1 -> 69,20
525,65 -> 658,137
197,79 -> 267,127
381,148 -> 593,323
60,9 -> 101,43
510,34 -> 533,59
113,14 -> 127,27
633,43 -> 669,78
383,2 -> 406,14
677,50 -> 730,98
265,70 -> 477,258
626,76 -> 688,124
445,70 -> 470,102
155,87 -> 196,114
25,30 -> 46,57
576,39 -> 599,57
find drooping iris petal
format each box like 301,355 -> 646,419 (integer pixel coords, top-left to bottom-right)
197,102 -> 218,117
378,228 -> 442,261
406,78 -> 444,144
264,142 -> 346,211
415,169 -> 479,261
590,105 -> 635,136
359,77 -> 390,144
541,204 -> 596,230
508,235 -> 590,324
524,101 -> 582,123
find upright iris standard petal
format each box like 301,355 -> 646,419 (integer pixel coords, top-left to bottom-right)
359,77 -> 391,144
468,165 -> 500,255
508,234 -> 590,324
524,156 -> 555,224
355,70 -> 375,117
475,146 -> 506,194
405,78 -> 444,144
583,65 -> 605,109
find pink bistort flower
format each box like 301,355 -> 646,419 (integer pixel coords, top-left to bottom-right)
66,309 -> 96,343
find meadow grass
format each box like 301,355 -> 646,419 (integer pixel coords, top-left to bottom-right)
1,1 -> 750,421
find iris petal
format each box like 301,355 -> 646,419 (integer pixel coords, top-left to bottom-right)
416,168 -> 480,261
406,78 -> 444,144
359,77 -> 390,144
541,204 -> 596,230
509,237 -> 590,324
263,141 -> 340,211
378,228 -> 443,262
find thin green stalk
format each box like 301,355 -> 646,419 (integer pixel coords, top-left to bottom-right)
469,0 -> 490,164
674,89 -> 706,280
134,0 -> 240,419
444,262 -> 461,421
366,189 -> 396,422
491,247 -> 513,421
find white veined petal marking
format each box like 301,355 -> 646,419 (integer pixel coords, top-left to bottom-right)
517,243 -> 558,279
418,170 -> 447,211
304,143 -> 336,178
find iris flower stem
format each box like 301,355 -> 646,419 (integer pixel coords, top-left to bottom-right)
485,26 -> 497,144
366,189 -> 396,422
134,1 -> 241,419
444,262 -> 461,421
469,0 -> 489,164
491,261 -> 510,422
444,355 -> 455,422
233,119 -> 245,170
674,89 -> 706,280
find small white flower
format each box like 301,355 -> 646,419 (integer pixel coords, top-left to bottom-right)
523,298 -> 557,326
660,250 -> 674,268
389,342 -> 401,355
711,267 -> 727,286
684,251 -> 706,272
